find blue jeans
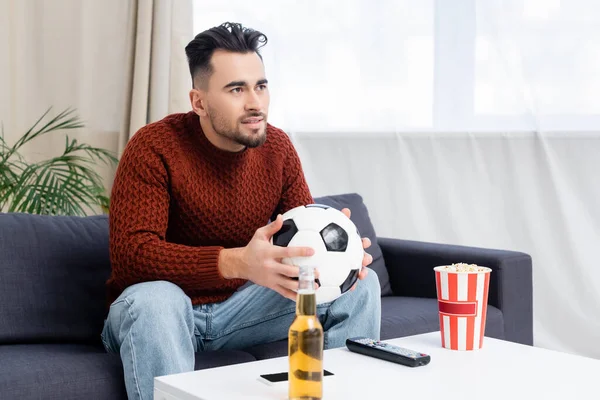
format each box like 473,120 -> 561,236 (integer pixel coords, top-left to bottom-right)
101,271 -> 381,400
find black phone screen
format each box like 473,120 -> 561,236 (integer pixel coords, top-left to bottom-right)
260,370 -> 334,383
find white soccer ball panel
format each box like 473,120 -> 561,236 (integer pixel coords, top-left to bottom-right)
315,286 -> 343,304
317,251 -> 359,287
288,206 -> 329,232
282,230 -> 327,268
345,235 -> 364,269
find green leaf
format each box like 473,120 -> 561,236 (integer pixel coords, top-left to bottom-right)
1,107 -> 118,215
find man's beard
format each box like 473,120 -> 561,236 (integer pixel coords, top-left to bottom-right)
207,107 -> 267,149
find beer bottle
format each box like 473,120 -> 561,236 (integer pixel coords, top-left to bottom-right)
288,265 -> 324,400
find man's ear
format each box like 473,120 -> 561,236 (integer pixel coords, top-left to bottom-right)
189,88 -> 208,117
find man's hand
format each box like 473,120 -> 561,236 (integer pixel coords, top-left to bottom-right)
340,208 -> 373,291
218,215 -> 315,301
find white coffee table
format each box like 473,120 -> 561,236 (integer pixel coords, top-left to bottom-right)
154,332 -> 600,399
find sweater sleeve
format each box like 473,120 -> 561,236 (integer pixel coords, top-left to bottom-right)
274,135 -> 314,215
109,129 -> 233,293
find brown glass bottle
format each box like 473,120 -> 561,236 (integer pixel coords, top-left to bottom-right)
288,266 -> 324,400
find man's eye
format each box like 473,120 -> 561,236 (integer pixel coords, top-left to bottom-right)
257,84 -> 267,91
230,87 -> 242,93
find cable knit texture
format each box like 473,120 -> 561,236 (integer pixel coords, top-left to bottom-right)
107,111 -> 313,306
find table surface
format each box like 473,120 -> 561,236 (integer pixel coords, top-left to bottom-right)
154,332 -> 600,400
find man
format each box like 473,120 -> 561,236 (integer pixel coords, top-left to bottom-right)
101,22 -> 381,400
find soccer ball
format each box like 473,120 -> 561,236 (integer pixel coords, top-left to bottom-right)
271,204 -> 363,304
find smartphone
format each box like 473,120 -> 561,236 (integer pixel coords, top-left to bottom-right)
258,370 -> 334,386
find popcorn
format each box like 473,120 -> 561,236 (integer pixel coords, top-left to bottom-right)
440,263 -> 489,273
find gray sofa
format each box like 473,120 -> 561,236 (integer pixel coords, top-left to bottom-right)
0,193 -> 533,399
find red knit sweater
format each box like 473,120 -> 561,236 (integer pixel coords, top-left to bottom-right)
107,111 -> 313,305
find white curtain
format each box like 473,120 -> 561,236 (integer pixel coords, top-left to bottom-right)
0,0 -> 132,168
0,0 -> 193,192
194,0 -> 600,359
293,132 -> 600,360
121,0 -> 193,153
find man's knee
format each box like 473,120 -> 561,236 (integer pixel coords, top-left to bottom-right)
103,281 -> 194,353
117,280 -> 192,318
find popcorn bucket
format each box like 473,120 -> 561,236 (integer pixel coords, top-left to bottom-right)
434,264 -> 492,350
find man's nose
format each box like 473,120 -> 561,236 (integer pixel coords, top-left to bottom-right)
245,90 -> 261,111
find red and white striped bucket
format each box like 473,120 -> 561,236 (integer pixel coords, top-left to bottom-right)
434,266 -> 492,350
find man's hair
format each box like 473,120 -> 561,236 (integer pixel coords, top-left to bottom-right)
185,22 -> 268,89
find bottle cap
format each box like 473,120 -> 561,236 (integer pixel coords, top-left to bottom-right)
298,265 -> 316,280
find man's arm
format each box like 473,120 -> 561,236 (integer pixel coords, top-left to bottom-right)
273,135 -> 314,215
109,132 -> 241,292
110,127 -> 318,300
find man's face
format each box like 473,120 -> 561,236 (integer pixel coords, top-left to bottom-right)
199,50 -> 270,149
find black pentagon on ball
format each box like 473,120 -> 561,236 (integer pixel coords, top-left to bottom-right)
305,203 -> 330,209
320,223 -> 348,252
272,219 -> 298,247
340,269 -> 360,293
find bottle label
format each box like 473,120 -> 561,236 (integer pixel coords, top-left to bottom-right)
292,369 -> 322,382
289,328 -> 323,360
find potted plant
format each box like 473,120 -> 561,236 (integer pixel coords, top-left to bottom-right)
0,108 -> 119,216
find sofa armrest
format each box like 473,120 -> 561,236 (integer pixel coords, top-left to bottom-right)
378,237 -> 533,345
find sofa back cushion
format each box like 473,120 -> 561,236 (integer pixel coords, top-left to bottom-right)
0,213 -> 110,344
313,193 -> 392,296
0,193 -> 390,345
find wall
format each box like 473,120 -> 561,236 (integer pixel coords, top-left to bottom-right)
293,131 -> 600,359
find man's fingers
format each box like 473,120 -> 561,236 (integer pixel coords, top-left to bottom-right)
260,214 -> 283,239
276,285 -> 297,301
274,262 -> 299,278
362,252 -> 373,267
358,266 -> 369,280
341,208 -> 351,218
349,268 -> 368,291
274,263 -> 320,282
362,237 -> 371,249
272,245 -> 315,259
277,277 -> 298,299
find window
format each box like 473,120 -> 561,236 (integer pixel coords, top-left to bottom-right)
193,0 -> 600,132
474,0 -> 600,131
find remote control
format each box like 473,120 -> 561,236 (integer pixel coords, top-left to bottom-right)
346,337 -> 431,367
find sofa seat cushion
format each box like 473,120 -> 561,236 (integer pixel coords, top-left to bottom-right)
244,339 -> 288,360
0,344 -> 127,400
380,296 -> 505,341
0,343 -> 257,399
194,349 -> 257,370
